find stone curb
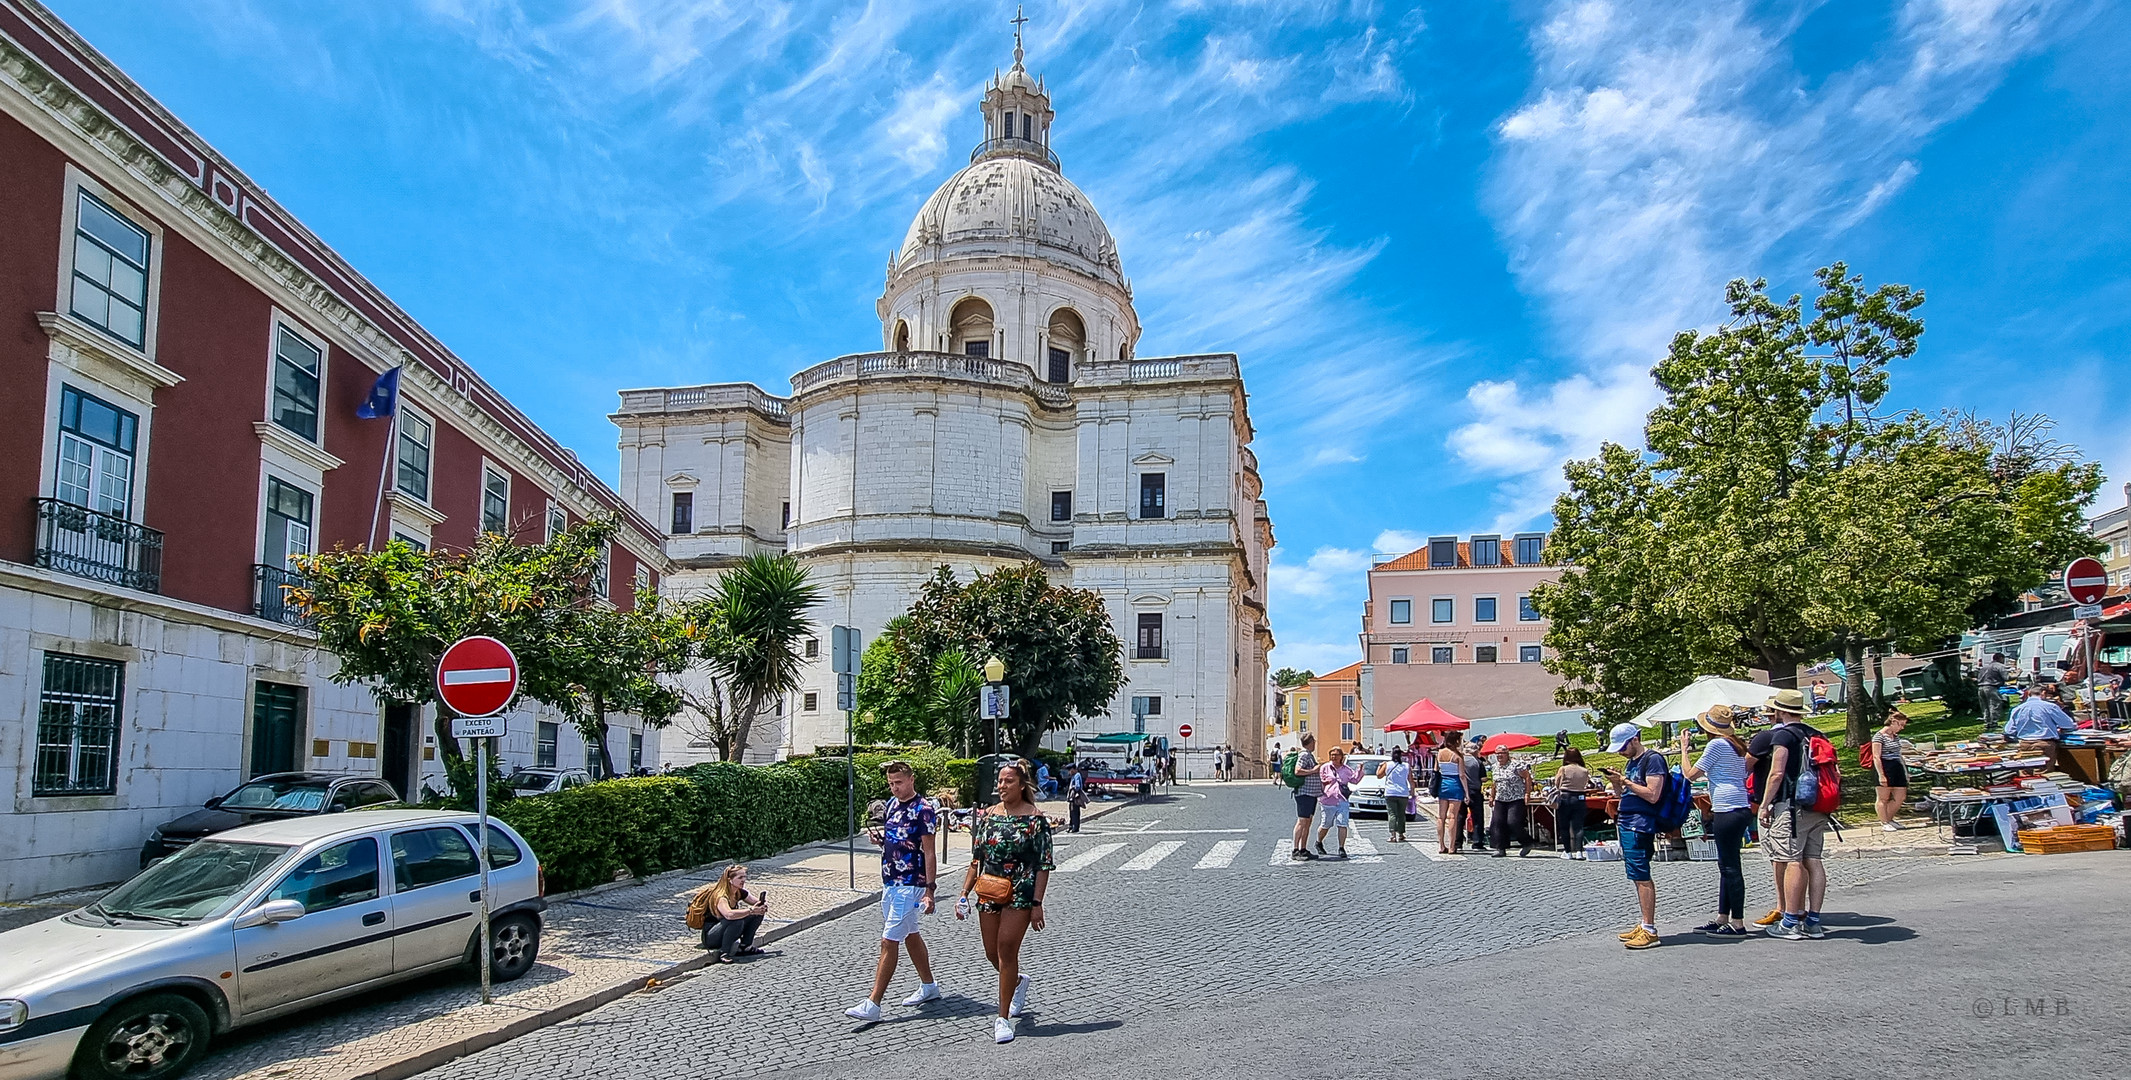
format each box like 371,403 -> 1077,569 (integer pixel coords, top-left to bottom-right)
336,793 -> 1149,1080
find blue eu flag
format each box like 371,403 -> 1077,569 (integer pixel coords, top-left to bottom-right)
356,366 -> 401,419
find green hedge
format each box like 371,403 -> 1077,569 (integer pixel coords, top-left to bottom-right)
496,749 -> 982,892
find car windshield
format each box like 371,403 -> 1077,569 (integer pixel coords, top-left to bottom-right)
507,772 -> 555,792
93,840 -> 293,923
221,778 -> 331,812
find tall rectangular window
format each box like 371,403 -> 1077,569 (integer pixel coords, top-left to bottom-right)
1051,490 -> 1073,522
70,191 -> 150,347
1515,533 -> 1546,565
1341,694 -> 1355,712
1519,595 -> 1541,621
1388,599 -> 1411,625
481,467 -> 509,535
1021,114 -> 1033,140
1135,612 -> 1164,659
1475,596 -> 1499,622
1431,597 -> 1454,623
56,386 -> 137,518
250,681 -> 305,777
1391,647 -> 1409,664
1139,473 -> 1166,519
782,502 -> 792,531
1470,536 -> 1500,567
584,741 -> 601,778
1428,537 -> 1457,568
1047,347 -> 1069,383
1431,646 -> 1454,664
271,325 -> 323,442
629,732 -> 644,772
396,410 -> 432,501
547,503 -> 566,543
35,652 -> 123,795
1002,111 -> 1015,137
593,543 -> 611,600
263,477 -> 314,570
535,721 -> 558,768
670,491 -> 693,535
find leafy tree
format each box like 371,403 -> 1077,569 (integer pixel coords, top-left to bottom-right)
681,554 -> 821,762
549,586 -> 693,777
861,565 -> 1126,756
1538,264 -> 2102,741
1272,667 -> 1316,688
294,521 -> 619,776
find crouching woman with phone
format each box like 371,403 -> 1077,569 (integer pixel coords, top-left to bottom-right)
957,759 -> 1054,1044
698,863 -> 768,961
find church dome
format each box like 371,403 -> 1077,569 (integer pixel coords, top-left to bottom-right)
896,154 -> 1124,288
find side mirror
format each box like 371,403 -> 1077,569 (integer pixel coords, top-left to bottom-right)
204,796 -> 224,809
326,804 -> 347,813
235,898 -> 306,929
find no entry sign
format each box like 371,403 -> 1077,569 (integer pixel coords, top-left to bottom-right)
437,636 -> 519,718
2066,557 -> 2108,606
1178,723 -> 1194,739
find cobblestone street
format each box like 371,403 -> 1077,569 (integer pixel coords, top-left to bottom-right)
406,783 -> 2104,1080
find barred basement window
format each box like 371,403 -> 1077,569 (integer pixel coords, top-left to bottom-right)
36,652 -> 124,795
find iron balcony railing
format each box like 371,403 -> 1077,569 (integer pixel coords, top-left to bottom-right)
969,136 -> 1060,170
34,497 -> 163,593
253,564 -> 311,627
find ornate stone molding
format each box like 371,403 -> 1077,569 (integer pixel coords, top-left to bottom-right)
385,490 -> 447,527
38,311 -> 184,390
253,421 -> 345,473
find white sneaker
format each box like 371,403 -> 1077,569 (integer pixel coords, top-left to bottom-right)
1009,973 -> 1030,1017
844,999 -> 883,1022
1882,823 -> 1901,832
993,1016 -> 1015,1043
901,983 -> 942,1006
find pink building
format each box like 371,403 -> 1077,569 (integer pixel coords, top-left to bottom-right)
1357,533 -> 1569,740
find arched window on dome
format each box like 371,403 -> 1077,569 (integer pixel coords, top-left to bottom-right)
950,297 -> 993,358
893,320 -> 911,352
1047,308 -> 1085,383
1120,341 -> 1133,362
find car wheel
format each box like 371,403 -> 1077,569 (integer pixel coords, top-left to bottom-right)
73,992 -> 211,1080
485,913 -> 541,982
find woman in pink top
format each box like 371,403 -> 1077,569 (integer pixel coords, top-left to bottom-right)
1314,747 -> 1361,860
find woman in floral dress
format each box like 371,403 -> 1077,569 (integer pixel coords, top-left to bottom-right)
956,759 -> 1053,1043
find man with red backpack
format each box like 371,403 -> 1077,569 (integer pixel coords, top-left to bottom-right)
1749,689 -> 1836,940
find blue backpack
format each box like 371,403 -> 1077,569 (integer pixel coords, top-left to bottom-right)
1633,751 -> 1696,833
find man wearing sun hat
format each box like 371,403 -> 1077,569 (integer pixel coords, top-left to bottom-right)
1601,721 -> 1668,949
1748,688 -> 1830,941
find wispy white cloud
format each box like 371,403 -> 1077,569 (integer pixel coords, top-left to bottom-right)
1466,0 -> 2078,527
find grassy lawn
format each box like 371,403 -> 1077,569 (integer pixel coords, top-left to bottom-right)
1502,700 -> 1986,825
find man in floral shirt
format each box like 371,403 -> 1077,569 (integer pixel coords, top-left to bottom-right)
845,761 -> 942,1021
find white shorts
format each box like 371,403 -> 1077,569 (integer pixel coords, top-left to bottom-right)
881,885 -> 926,942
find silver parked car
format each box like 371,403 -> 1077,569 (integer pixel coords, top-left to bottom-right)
1343,755 -> 1393,817
0,810 -> 545,1080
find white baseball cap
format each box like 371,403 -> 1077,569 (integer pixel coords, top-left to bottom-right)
1606,722 -> 1641,753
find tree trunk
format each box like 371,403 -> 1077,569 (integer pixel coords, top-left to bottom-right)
433,705 -> 463,765
1869,648 -> 1887,718
1844,638 -> 1870,745
730,690 -> 758,765
591,689 -> 616,778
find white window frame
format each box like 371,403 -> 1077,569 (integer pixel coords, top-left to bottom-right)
1473,594 -> 1500,623
1431,596 -> 1454,624
1391,646 -> 1409,665
263,312 -> 327,446
395,404 -> 435,504
593,541 -> 612,600
480,462 -> 511,536
256,469 -> 318,571
57,168 -> 165,359
1431,646 -> 1454,665
546,500 -> 566,543
1518,643 -> 1544,664
1388,598 -> 1412,625
1519,594 -> 1542,622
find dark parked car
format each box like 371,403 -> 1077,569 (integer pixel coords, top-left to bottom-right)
139,773 -> 401,867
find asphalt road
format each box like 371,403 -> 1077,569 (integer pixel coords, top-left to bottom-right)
409,782 -> 2130,1080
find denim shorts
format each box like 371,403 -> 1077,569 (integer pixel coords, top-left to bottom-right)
1320,802 -> 1351,828
1437,778 -> 1465,802
1294,793 -> 1319,820
1619,828 -> 1655,882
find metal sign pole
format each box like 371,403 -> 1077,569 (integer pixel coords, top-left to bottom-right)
476,734 -> 493,1005
846,703 -> 856,890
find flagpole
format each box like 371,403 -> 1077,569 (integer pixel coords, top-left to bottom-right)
368,408 -> 396,551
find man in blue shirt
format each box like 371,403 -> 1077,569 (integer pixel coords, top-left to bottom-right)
2004,685 -> 2078,763
1603,722 -> 1667,950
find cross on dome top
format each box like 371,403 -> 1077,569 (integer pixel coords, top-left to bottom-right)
977,4 -> 1056,169
1011,4 -> 1028,68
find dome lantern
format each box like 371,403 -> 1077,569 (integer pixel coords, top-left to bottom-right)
977,5 -> 1057,171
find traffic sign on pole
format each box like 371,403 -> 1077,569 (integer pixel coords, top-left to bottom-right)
2066,558 -> 2108,606
980,683 -> 1010,720
437,636 -> 520,717
1178,723 -> 1194,740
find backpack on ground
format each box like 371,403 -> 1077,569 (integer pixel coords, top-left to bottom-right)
1280,751 -> 1305,791
685,886 -> 713,931
1794,732 -> 1843,813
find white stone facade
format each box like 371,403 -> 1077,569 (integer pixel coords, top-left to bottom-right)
615,47 -> 1274,764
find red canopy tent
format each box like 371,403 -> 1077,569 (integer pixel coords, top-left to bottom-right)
1480,732 -> 1542,755
1384,698 -> 1470,733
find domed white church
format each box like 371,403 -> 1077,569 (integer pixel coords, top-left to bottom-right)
614,34 -> 1275,764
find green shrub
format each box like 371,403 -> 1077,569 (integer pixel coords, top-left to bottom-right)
496,776 -> 704,892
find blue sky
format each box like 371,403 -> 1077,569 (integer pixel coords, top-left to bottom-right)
51,0 -> 2131,674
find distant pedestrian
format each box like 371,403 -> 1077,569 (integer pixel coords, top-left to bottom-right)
1379,749 -> 1413,843
1066,765 -> 1088,833
1978,652 -> 2010,728
1601,723 -> 1666,950
1035,760 -> 1055,800
957,759 -> 1053,1044
698,863 -> 768,961
1488,747 -> 1535,857
1552,748 -> 1593,859
1810,680 -> 1832,714
1872,710 -> 1911,832
1463,744 -> 1487,849
1316,747 -> 1360,859
845,761 -> 941,1021
1289,734 -> 1322,861
1223,747 -> 1237,781
1681,707 -> 1751,936
1553,729 -> 1570,759
1750,689 -> 1830,940
1432,732 -> 1468,855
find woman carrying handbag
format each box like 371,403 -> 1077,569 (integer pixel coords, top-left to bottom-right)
957,759 -> 1055,1044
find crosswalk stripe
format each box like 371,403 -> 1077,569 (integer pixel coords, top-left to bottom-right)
1270,838 -> 1296,865
1347,833 -> 1385,864
1053,843 -> 1126,872
1117,841 -> 1184,871
1195,839 -> 1248,869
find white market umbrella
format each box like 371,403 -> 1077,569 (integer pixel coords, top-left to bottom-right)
1626,674 -> 1777,728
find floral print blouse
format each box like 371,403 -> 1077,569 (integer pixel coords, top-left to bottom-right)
971,812 -> 1055,910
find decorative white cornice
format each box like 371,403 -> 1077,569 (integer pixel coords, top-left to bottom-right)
38,311 -> 183,388
386,490 -> 447,527
252,421 -> 345,473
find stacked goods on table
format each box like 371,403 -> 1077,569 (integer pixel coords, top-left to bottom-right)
2014,823 -> 2118,854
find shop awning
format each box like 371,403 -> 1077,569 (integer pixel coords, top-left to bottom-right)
1079,732 -> 1151,744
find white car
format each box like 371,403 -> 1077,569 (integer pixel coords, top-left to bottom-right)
504,768 -> 594,796
0,810 -> 545,1080
1341,756 -> 1394,817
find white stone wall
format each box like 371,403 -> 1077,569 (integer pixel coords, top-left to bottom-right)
882,260 -> 1139,371
0,572 -> 658,900
617,404 -> 790,564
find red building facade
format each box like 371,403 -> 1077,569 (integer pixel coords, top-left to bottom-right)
0,0 -> 668,898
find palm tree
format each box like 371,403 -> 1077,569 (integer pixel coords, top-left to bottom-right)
697,554 -> 820,762
926,650 -> 982,755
